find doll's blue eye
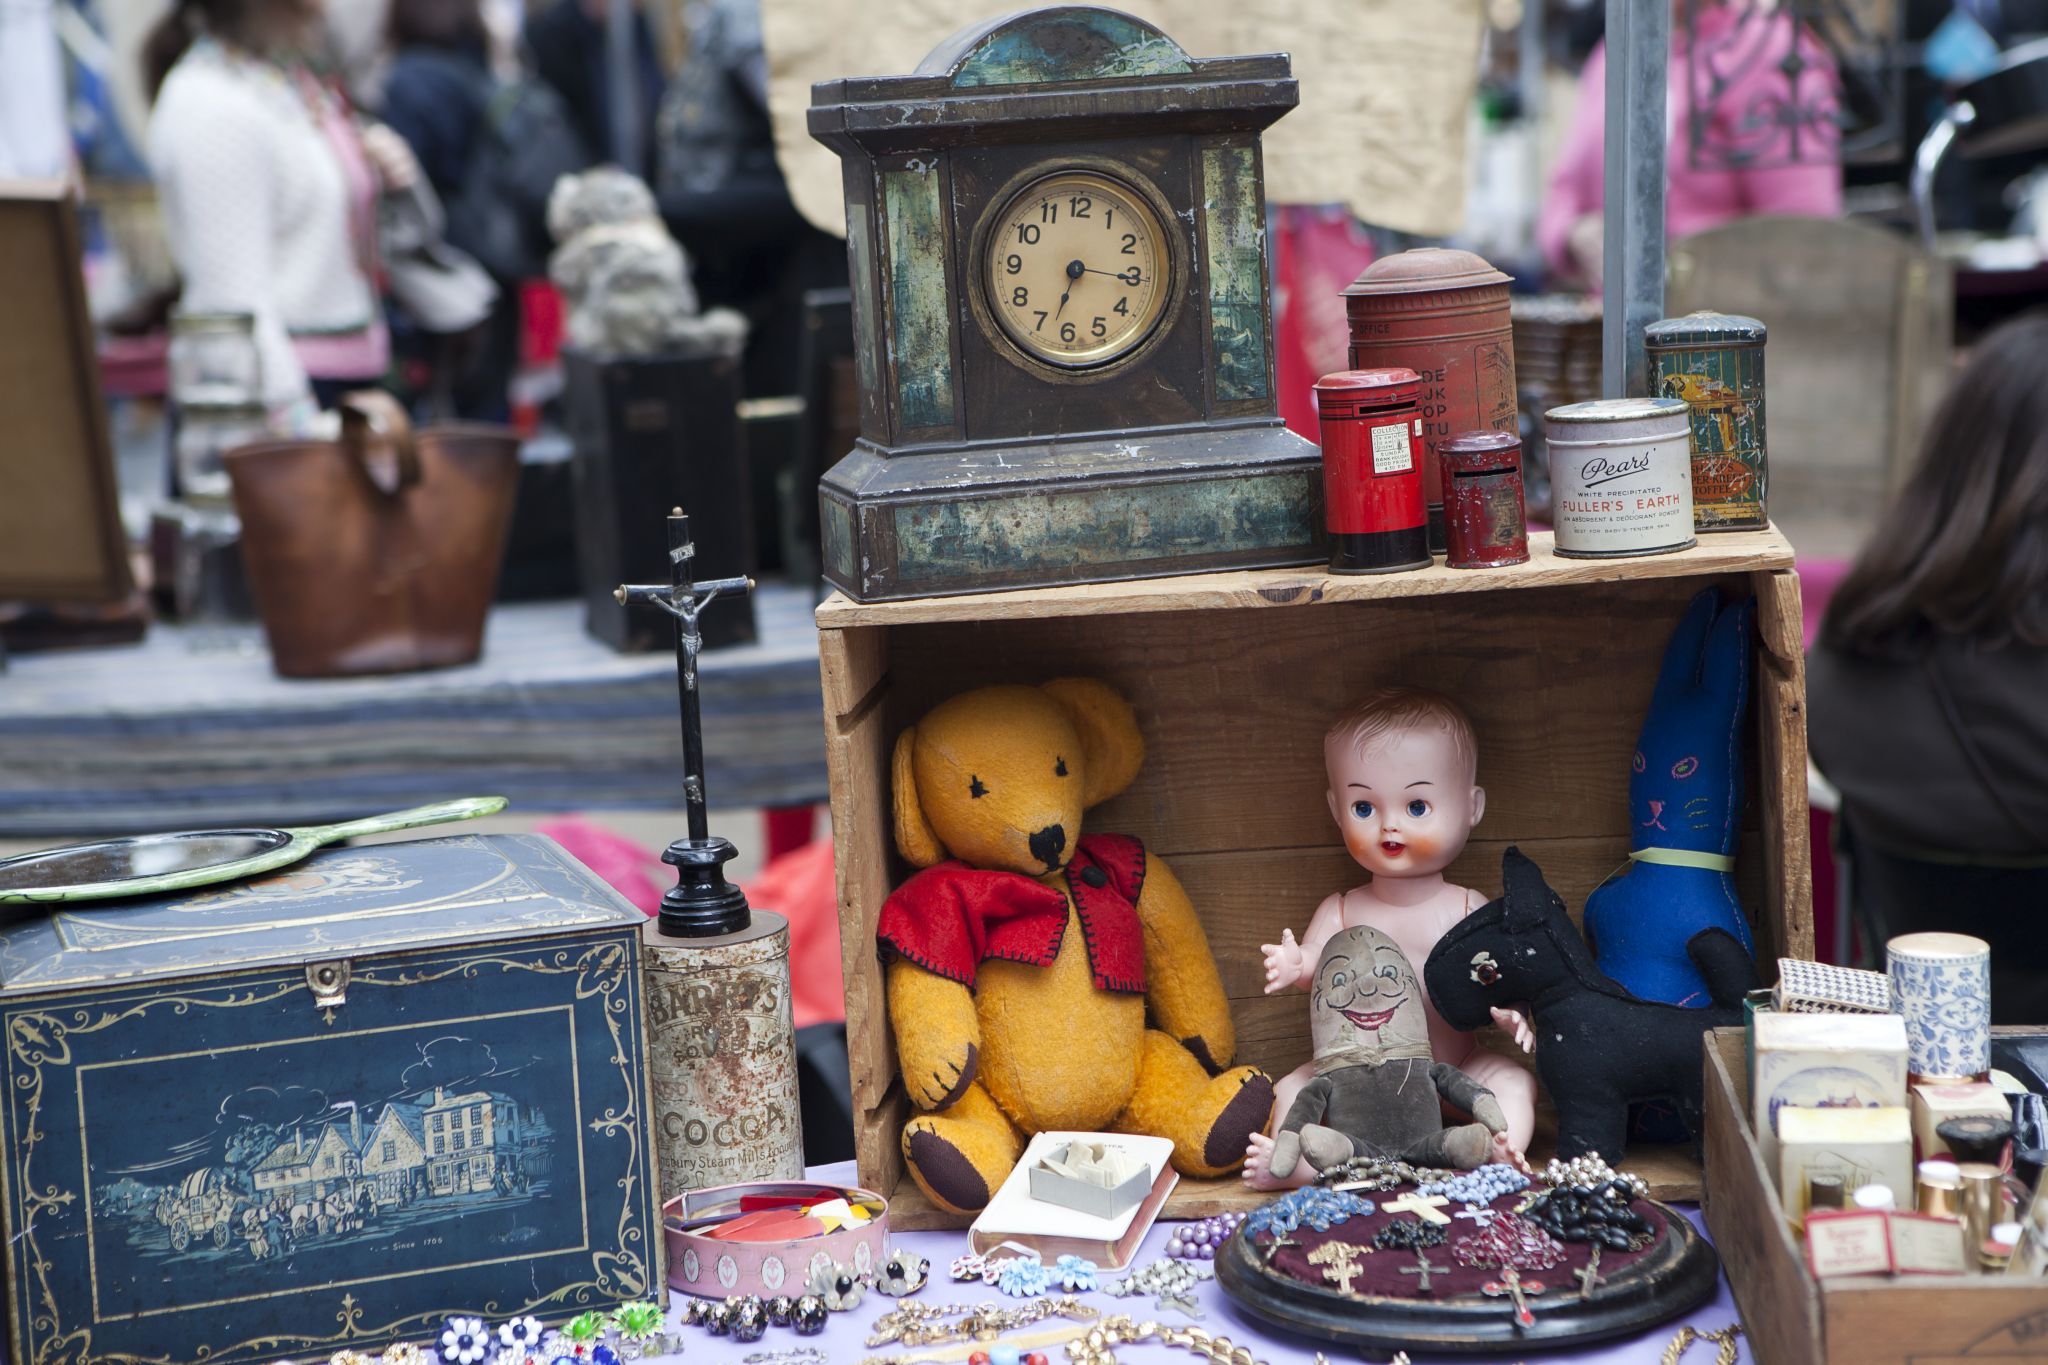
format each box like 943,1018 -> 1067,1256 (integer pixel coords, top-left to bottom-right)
1352,800 -> 1374,819
1406,799 -> 1428,818
1671,756 -> 1699,779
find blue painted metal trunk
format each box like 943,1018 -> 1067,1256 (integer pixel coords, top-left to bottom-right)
0,834 -> 660,1364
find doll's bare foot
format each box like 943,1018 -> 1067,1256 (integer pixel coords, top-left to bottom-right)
1492,1131 -> 1532,1174
1241,1131 -> 1313,1191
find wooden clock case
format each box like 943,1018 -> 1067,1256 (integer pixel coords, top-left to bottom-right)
809,6 -> 1323,601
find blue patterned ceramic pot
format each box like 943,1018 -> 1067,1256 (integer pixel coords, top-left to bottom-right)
1888,932 -> 1991,1080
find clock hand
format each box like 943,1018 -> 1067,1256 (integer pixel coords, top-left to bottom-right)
1054,258 -> 1085,321
1083,267 -> 1145,285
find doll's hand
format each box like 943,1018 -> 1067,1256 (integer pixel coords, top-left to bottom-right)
1262,930 -> 1304,994
1491,1006 -> 1536,1054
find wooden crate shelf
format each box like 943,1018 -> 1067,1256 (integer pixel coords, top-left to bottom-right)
822,527 -> 1811,1229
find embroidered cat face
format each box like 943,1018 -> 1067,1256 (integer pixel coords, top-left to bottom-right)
1309,925 -> 1432,1072
1628,592 -> 1753,856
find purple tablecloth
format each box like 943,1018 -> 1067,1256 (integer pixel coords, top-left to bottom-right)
660,1161 -> 1746,1363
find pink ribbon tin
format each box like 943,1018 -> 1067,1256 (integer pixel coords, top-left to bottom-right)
663,1180 -> 890,1299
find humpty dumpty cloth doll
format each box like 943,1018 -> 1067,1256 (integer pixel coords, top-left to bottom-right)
1246,688 -> 1536,1188
1264,925 -> 1509,1178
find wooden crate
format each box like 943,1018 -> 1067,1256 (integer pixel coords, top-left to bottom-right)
1702,1027 -> 2048,1364
820,527 -> 1811,1229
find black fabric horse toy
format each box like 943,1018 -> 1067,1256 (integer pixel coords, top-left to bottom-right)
1423,847 -> 1758,1162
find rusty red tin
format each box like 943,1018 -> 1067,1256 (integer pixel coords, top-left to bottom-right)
1343,248 -> 1518,554
1314,368 -> 1430,575
1439,429 -> 1530,569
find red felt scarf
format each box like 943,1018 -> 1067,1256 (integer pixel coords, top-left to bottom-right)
876,834 -> 1148,994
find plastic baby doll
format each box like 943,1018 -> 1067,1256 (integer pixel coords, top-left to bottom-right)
1244,687 -> 1536,1189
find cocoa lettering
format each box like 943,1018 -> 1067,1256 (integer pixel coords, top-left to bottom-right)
662,1104 -> 789,1148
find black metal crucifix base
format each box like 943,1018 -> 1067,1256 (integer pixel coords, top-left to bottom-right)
659,836 -> 749,937
617,506 -> 756,940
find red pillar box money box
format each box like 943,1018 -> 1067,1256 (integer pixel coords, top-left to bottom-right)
1439,429 -> 1530,568
1342,248 -> 1517,553
1313,368 -> 1431,574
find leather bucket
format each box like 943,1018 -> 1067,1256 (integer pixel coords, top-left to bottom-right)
225,392 -> 520,677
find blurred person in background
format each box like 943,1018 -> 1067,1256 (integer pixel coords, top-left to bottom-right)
1537,0 -> 1844,289
1808,311 -> 2048,1021
145,0 -> 420,428
528,0 -> 662,175
1,0 -> 71,180
654,0 -> 843,395
380,0 -> 583,416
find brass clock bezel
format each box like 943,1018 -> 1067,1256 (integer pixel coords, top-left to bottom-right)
969,161 -> 1184,378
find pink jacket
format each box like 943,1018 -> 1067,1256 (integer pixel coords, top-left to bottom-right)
1537,10 -> 1843,283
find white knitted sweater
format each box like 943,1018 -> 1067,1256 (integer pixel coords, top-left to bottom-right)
148,42 -> 385,406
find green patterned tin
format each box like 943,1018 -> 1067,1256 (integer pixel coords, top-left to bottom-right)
1645,311 -> 1768,531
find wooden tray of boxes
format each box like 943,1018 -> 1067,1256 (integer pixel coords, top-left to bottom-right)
1703,1026 -> 2048,1365
820,527 -> 1813,1229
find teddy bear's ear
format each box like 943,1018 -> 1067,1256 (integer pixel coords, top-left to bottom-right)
1039,677 -> 1145,808
892,727 -> 947,868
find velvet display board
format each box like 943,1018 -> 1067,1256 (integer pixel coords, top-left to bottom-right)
1218,1190 -> 1720,1354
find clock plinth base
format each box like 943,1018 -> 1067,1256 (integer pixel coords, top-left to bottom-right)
819,421 -> 1323,602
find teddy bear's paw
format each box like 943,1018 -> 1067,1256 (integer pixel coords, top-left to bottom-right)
906,1043 -> 979,1112
1194,1068 -> 1276,1176
902,1117 -> 1015,1215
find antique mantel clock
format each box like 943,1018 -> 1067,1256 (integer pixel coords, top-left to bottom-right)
809,6 -> 1320,601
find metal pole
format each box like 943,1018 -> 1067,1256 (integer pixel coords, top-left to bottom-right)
1520,0 -> 1545,210
605,0 -> 641,174
1601,0 -> 1669,398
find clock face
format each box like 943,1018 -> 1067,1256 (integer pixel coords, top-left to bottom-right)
984,170 -> 1171,369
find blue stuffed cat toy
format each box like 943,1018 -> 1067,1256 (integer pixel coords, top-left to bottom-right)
1584,590 -> 1758,1008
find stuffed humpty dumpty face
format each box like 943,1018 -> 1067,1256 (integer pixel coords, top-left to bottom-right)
1309,925 -> 1433,1073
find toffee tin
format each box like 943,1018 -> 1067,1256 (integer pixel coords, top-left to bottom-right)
1544,397 -> 1696,559
1645,311 -> 1768,531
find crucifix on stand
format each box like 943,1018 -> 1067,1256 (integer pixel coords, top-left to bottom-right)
616,506 -> 757,938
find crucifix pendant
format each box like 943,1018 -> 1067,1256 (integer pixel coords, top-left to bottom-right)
1396,1250 -> 1446,1296
1306,1241 -> 1371,1295
1575,1244 -> 1603,1299
1481,1268 -> 1546,1329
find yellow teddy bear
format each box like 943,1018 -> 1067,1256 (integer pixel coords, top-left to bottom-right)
878,678 -> 1273,1214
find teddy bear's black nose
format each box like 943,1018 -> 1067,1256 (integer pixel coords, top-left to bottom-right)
1029,823 -> 1067,869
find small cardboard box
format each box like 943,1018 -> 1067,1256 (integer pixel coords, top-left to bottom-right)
1911,1081 -> 2010,1159
1753,1011 -> 1909,1173
1026,1140 -> 1152,1220
1776,1105 -> 1912,1227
